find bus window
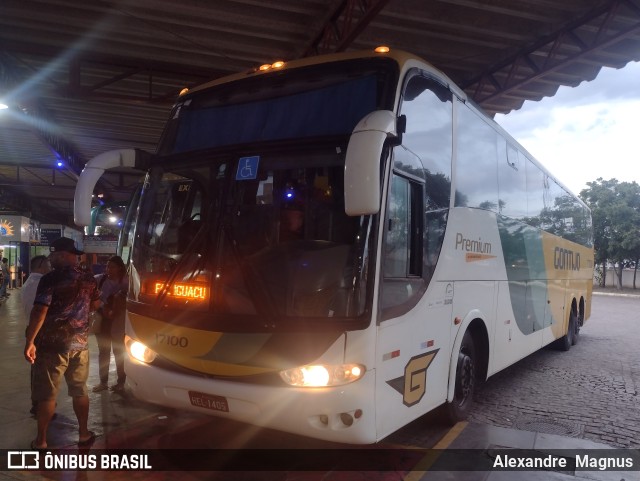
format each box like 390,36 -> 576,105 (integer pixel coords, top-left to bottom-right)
400,73 -> 453,208
498,142 -> 527,219
456,103 -> 499,211
381,173 -> 425,318
543,177 -> 568,234
384,175 -> 411,278
386,73 -> 452,317
526,158 -> 546,226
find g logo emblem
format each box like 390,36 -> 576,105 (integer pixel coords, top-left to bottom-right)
403,350 -> 438,406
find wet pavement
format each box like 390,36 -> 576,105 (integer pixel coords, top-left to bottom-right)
469,293 -> 640,449
0,287 -> 638,480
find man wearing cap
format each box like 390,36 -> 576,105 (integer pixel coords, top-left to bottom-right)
24,237 -> 100,449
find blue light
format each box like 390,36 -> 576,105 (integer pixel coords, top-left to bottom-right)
56,161 -> 64,168
286,192 -> 293,199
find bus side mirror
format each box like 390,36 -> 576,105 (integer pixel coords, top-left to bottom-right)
74,149 -> 144,226
344,110 -> 399,216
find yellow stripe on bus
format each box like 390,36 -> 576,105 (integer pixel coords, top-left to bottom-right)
128,311 -> 276,376
129,311 -> 222,357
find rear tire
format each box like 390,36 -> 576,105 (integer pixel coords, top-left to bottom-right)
558,311 -> 576,351
445,330 -> 476,423
571,310 -> 580,346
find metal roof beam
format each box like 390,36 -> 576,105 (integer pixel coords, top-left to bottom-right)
1,50 -> 85,175
462,0 -> 640,112
0,49 -> 125,207
0,185 -> 72,224
16,102 -> 84,176
302,0 -> 392,57
66,58 -> 177,104
2,40 -> 221,105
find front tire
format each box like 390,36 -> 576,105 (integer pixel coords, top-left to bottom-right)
445,330 -> 476,423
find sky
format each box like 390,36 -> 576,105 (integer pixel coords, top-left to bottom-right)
494,60 -> 640,197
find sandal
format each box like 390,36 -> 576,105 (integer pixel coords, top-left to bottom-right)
30,440 -> 46,450
109,383 -> 125,392
78,431 -> 96,447
92,383 -> 108,393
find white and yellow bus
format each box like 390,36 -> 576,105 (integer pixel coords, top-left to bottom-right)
74,48 -> 593,444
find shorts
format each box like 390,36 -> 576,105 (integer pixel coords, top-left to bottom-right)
32,349 -> 90,401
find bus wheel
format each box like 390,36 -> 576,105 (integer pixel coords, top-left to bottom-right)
445,331 -> 476,423
571,310 -> 580,346
559,311 -> 576,351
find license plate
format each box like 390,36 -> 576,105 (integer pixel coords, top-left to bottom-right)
188,391 -> 229,412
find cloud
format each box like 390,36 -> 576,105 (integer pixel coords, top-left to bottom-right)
495,61 -> 640,195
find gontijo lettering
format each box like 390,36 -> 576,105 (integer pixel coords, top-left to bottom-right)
554,247 -> 580,271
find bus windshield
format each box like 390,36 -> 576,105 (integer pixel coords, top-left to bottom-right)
126,57 -> 397,331
129,147 -> 375,330
158,58 -> 397,154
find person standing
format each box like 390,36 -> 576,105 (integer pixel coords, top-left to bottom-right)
24,237 -> 100,449
92,256 -> 128,393
0,251 -> 4,307
21,255 -> 52,319
20,255 -> 52,416
0,257 -> 10,300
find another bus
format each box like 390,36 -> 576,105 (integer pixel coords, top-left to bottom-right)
74,48 -> 593,444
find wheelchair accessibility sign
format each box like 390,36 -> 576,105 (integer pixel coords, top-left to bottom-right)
236,156 -> 260,180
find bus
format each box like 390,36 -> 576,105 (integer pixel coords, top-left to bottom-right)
74,47 -> 593,444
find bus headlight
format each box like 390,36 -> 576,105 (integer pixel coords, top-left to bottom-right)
279,364 -> 365,387
125,336 -> 157,364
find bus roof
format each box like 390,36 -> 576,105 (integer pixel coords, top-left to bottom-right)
181,48 -> 466,102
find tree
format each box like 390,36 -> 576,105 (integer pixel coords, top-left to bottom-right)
616,182 -> 640,289
580,178 -> 640,289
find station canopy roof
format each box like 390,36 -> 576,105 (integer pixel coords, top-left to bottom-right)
1,0 -> 639,225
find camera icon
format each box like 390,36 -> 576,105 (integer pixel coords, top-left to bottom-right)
7,451 -> 40,469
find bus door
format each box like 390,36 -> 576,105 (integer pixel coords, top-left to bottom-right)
374,170 -> 452,439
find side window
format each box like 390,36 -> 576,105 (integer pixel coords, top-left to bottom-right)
526,159 -> 546,227
583,207 -> 594,247
381,173 -> 425,318
401,74 -> 453,209
542,177 -> 567,234
150,179 -> 202,255
566,201 -> 591,246
384,175 -> 410,277
455,103 -> 499,210
498,142 -> 527,219
399,74 -> 452,295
